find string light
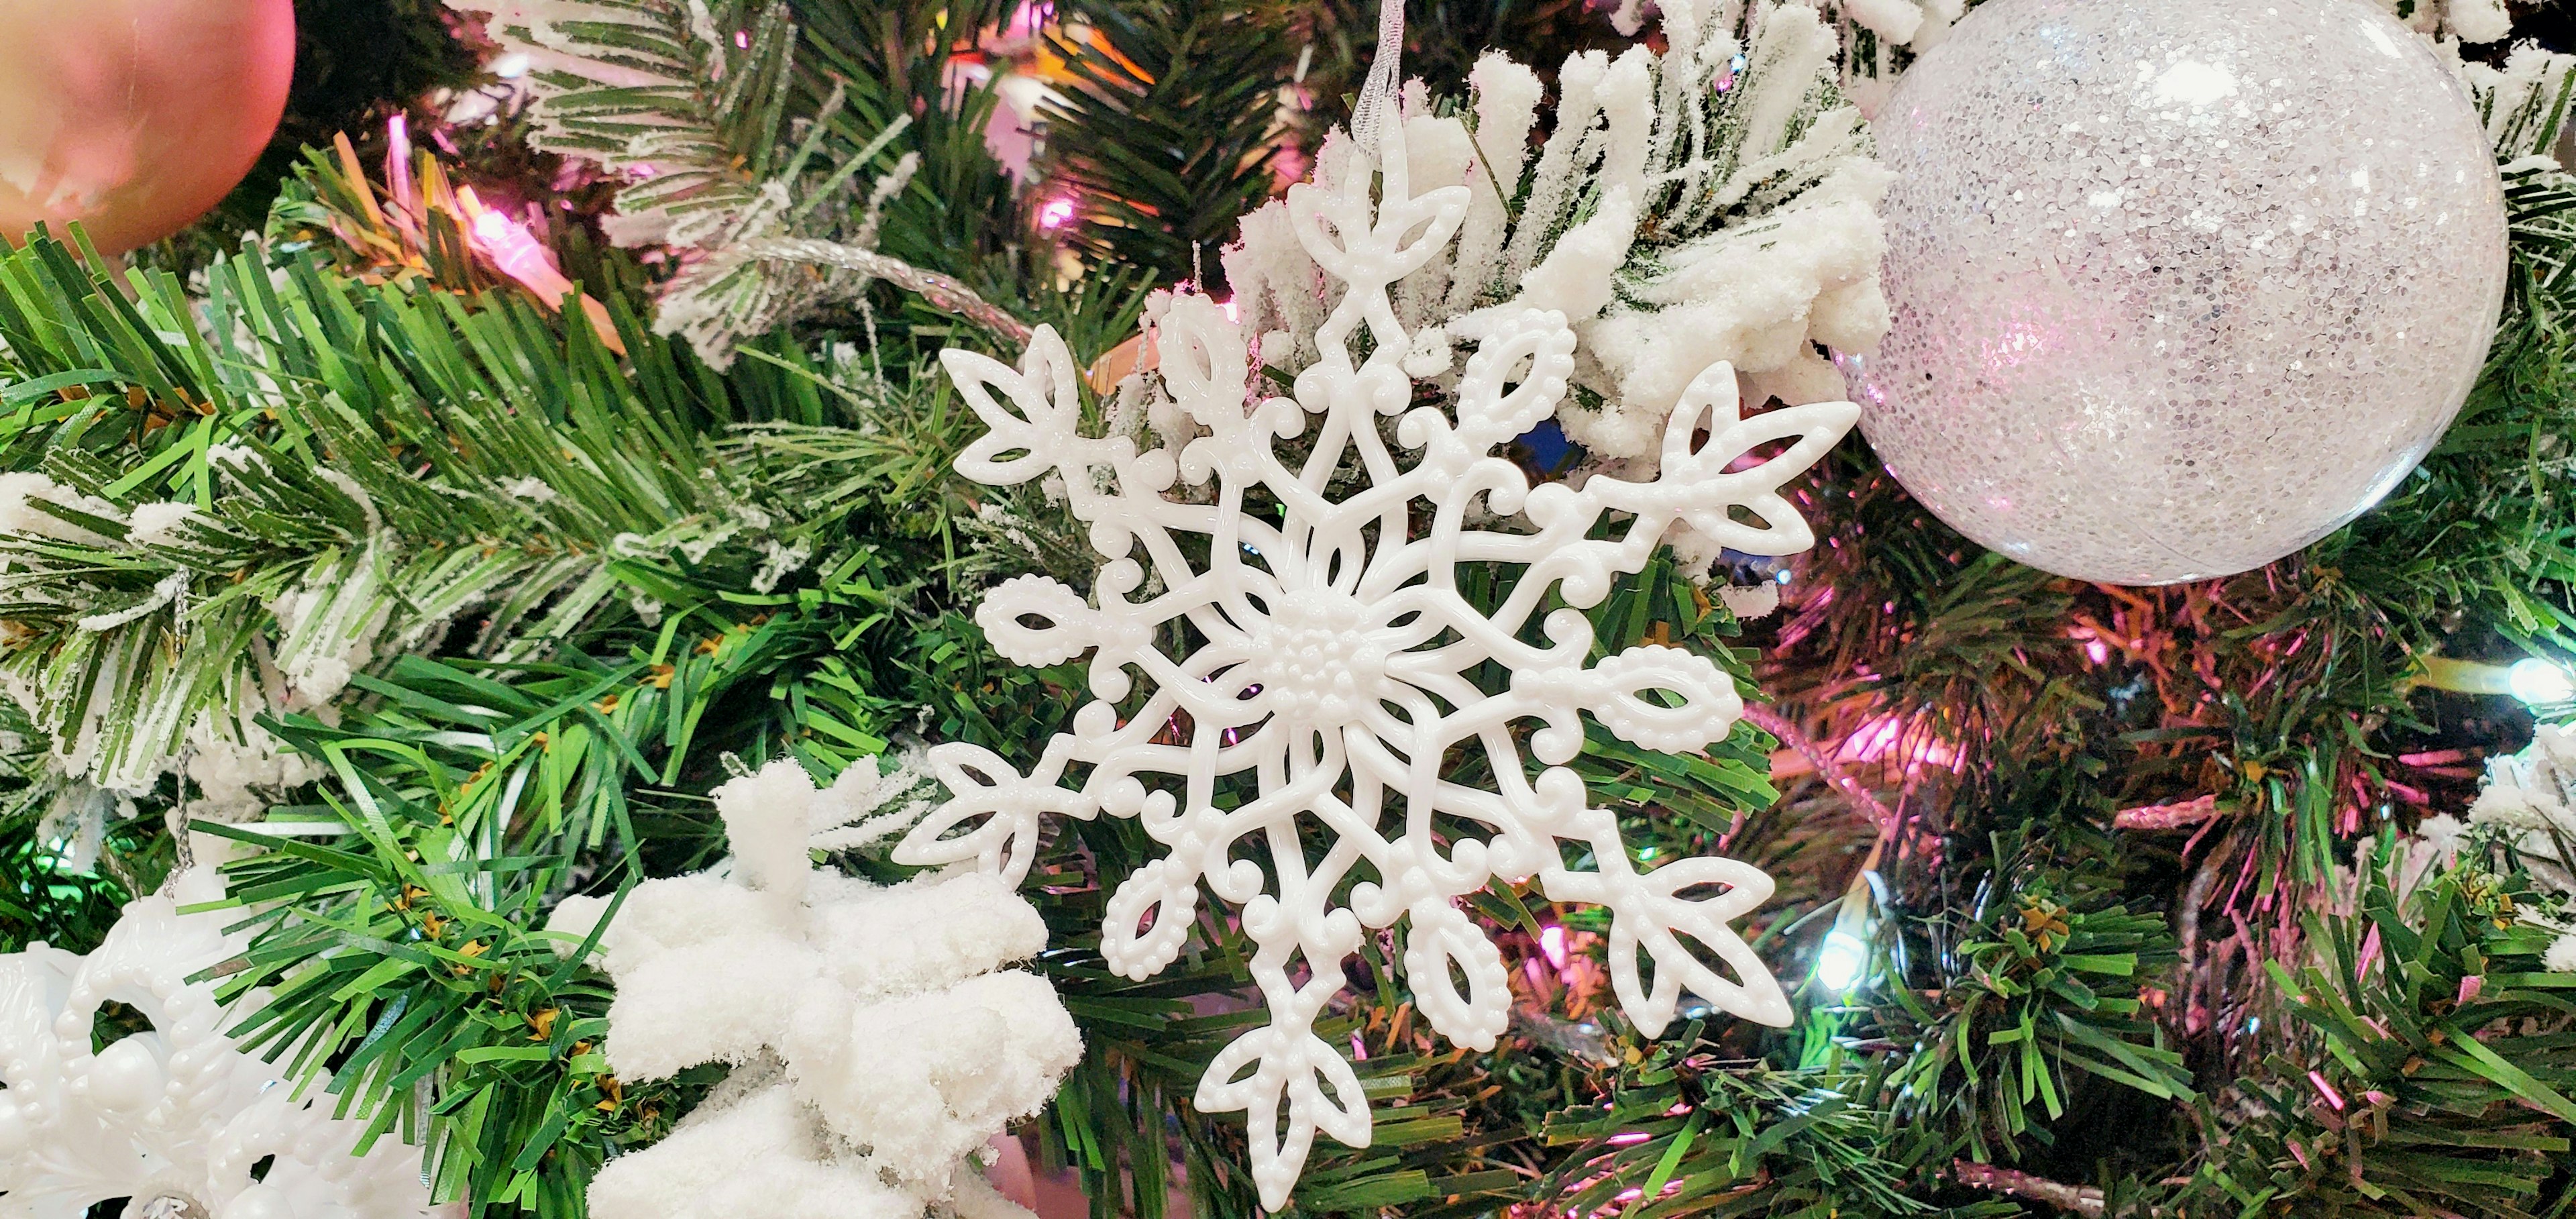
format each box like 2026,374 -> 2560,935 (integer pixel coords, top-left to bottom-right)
2508,657 -> 2576,706
1811,869 -> 1886,995
1813,929 -> 1870,993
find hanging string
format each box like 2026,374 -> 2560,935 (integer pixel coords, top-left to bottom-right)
1348,0 -> 1405,158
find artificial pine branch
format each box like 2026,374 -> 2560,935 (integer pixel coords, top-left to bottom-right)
1039,0 -> 1293,293
2161,843 -> 2576,1217
446,0 -> 1030,363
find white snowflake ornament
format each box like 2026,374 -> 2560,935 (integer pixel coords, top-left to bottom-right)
0,868 -> 437,1219
898,121 -> 1856,1208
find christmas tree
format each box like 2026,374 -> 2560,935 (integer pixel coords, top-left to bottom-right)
3,1 -> 2575,1217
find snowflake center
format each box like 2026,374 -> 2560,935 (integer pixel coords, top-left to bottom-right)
1254,589 -> 1391,723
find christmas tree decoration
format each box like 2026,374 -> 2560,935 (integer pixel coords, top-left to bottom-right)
0,0 -> 295,254
1847,0 -> 2510,585
1,0 -> 2573,1213
1222,0 -> 1888,575
556,757 -> 1081,1219
900,104 -> 1854,1204
2469,722 -> 2576,900
0,865 -> 434,1219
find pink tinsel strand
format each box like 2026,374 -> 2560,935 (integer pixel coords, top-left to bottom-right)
2112,794 -> 2221,831
2309,1071 -> 2346,1111
1945,1161 -> 2105,1217
1741,705 -> 1899,834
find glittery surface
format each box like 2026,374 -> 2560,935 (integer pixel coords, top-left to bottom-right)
1845,0 -> 2508,585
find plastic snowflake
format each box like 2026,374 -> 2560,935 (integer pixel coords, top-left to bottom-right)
898,125 -> 1858,1206
0,870 -> 435,1219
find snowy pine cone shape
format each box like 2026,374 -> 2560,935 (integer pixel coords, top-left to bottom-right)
898,122 -> 1857,1206
0,871 -> 435,1219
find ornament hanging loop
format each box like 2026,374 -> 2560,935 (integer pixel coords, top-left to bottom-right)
1349,0 -> 1405,159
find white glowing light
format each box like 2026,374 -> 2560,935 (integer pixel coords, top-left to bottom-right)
1813,929 -> 1870,993
2509,657 -> 2576,706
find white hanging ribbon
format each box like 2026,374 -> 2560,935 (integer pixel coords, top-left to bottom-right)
1348,0 -> 1405,157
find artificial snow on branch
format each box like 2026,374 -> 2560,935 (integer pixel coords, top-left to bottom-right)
0,319 -> 825,831
1226,0 -> 1887,494
446,0 -> 1024,362
2468,41 -> 2576,166
553,755 -> 1081,1219
2465,722 -> 2576,968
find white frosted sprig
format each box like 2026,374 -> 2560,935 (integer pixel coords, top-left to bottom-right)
2457,724 -> 2576,969
444,0 -> 1024,364
1223,0 -> 1889,539
557,757 -> 1080,1219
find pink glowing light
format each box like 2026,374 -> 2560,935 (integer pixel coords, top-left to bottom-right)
386,114 -> 416,215
468,206 -> 566,295
2086,639 -> 2109,664
1005,1 -> 1054,39
1038,197 -> 1077,229
1539,924 -> 1568,970
734,30 -> 751,48
1838,712 -> 1957,774
1605,1132 -> 1650,1147
458,187 -> 623,352
1350,1034 -> 1368,1061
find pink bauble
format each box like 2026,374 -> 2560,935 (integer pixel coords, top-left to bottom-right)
0,0 -> 295,254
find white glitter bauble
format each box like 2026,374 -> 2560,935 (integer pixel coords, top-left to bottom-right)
1845,0 -> 2508,584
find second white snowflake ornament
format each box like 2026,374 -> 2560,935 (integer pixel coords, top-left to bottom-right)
0,865 -> 436,1219
898,116 -> 1856,1206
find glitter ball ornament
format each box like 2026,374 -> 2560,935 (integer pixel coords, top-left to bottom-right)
0,0 -> 297,254
1846,0 -> 2508,585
